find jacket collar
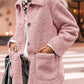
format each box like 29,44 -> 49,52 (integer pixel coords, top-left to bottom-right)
31,0 -> 45,6
15,0 -> 45,10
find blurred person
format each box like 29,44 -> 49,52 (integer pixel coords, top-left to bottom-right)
7,0 -> 79,84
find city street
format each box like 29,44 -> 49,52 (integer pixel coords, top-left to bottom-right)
0,43 -> 84,84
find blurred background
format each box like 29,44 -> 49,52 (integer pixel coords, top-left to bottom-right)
0,0 -> 84,84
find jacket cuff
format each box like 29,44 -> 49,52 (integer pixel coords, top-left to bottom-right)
7,39 -> 16,47
47,36 -> 75,57
46,44 -> 58,55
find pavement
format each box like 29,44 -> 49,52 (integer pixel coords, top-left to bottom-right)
0,43 -> 84,84
64,43 -> 84,84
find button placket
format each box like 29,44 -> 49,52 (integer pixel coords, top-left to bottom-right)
26,1 -> 32,47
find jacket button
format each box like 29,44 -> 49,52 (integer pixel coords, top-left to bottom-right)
28,42 -> 30,45
28,23 -> 31,26
29,3 -> 33,7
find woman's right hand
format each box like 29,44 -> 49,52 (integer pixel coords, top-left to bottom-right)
9,42 -> 18,52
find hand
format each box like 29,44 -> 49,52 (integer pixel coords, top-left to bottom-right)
35,45 -> 54,54
9,42 -> 18,52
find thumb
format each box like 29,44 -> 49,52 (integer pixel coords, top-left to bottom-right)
35,46 -> 47,54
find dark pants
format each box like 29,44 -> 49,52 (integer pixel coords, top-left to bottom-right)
8,63 -> 29,84
8,61 -> 29,84
22,63 -> 29,84
2,55 -> 29,84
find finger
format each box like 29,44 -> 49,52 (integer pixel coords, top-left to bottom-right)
35,49 -> 42,54
41,48 -> 49,53
42,48 -> 54,54
35,46 -> 47,54
46,46 -> 54,53
10,46 -> 14,51
15,45 -> 18,51
37,46 -> 47,51
13,45 -> 18,52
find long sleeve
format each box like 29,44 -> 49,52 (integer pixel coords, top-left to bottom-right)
7,33 -> 16,48
47,0 -> 79,56
7,2 -> 25,51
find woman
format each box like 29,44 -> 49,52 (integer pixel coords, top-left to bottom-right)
8,0 -> 79,84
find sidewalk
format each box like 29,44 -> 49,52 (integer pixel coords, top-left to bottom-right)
0,43 -> 84,84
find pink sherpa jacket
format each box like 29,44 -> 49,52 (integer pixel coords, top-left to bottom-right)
8,0 -> 79,84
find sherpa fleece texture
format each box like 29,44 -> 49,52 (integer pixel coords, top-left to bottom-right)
8,0 -> 79,84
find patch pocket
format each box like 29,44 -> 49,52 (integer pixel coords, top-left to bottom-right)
35,53 -> 58,80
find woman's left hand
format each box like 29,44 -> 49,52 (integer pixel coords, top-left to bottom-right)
35,45 -> 54,54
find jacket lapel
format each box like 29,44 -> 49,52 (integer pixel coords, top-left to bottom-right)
14,0 -> 22,11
